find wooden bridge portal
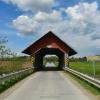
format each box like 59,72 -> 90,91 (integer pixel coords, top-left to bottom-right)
22,31 -> 77,70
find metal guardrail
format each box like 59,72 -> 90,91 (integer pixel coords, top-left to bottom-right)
64,67 -> 100,89
0,67 -> 34,84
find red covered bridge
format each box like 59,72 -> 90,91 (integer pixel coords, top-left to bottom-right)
22,31 -> 77,70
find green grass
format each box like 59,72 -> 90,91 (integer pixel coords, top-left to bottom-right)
64,71 -> 100,95
69,61 -> 100,79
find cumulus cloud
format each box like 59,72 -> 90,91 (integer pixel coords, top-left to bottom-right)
12,10 -> 63,35
65,2 -> 100,35
13,15 -> 40,35
12,1 -> 100,56
34,10 -> 62,23
2,0 -> 57,12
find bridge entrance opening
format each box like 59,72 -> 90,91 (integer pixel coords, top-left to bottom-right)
34,48 -> 64,70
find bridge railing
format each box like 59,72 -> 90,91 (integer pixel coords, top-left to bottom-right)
0,67 -> 34,84
64,67 -> 100,89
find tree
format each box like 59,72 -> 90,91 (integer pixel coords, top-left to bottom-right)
0,36 -> 13,60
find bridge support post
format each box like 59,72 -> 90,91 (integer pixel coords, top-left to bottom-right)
31,54 -> 35,68
64,53 -> 69,68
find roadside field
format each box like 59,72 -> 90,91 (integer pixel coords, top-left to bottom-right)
69,61 -> 100,80
0,57 -> 32,75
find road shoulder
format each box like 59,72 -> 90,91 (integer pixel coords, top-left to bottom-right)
62,71 -> 100,100
0,72 -> 37,100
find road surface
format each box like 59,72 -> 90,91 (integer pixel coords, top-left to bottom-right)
4,71 -> 90,100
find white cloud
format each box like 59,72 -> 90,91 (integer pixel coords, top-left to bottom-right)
12,2 -> 100,56
34,10 -> 62,23
65,2 -> 100,35
2,0 -> 57,12
13,15 -> 40,35
12,10 -> 63,35
66,2 -> 98,20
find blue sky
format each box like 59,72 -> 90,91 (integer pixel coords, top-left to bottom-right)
0,0 -> 100,56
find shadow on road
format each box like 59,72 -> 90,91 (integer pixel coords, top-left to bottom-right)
35,67 -> 63,71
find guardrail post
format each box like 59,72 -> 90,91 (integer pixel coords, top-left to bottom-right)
92,61 -> 95,78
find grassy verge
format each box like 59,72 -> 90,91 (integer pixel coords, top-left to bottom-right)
64,70 -> 100,95
0,70 -> 35,94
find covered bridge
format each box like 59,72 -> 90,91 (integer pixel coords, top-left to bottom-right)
22,31 -> 77,70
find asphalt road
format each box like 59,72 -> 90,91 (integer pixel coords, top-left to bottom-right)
4,71 -> 90,100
